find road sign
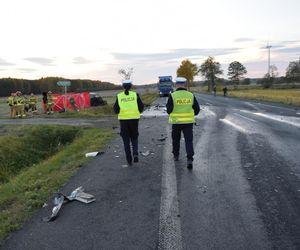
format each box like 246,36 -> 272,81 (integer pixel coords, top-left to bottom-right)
57,81 -> 71,87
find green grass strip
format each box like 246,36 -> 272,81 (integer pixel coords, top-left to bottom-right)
0,127 -> 113,244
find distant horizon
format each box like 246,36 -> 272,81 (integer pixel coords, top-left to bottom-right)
0,0 -> 299,84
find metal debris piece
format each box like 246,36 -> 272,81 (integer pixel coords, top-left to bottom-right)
85,151 -> 104,157
44,186 -> 95,222
67,186 -> 95,204
43,194 -> 66,222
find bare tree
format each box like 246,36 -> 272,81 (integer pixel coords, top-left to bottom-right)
118,67 -> 134,80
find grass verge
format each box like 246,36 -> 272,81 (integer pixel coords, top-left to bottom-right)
191,86 -> 300,106
0,125 -> 113,244
229,89 -> 300,106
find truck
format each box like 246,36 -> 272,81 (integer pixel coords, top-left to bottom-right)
158,76 -> 173,97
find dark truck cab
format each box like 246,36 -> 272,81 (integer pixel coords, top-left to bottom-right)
158,76 -> 173,97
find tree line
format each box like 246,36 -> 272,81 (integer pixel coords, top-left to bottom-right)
0,77 -> 120,97
177,57 -> 300,91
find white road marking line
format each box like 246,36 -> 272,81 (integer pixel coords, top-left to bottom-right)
158,126 -> 183,250
253,112 -> 300,128
296,112 -> 300,115
233,113 -> 257,123
220,118 -> 248,133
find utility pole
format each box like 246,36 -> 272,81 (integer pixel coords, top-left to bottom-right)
266,44 -> 272,80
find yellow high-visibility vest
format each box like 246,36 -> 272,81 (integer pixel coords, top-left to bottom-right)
7,96 -> 14,105
29,96 -> 37,104
117,91 -> 140,120
169,90 -> 195,124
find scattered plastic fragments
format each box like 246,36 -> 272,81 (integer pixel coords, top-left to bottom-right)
43,186 -> 95,222
141,150 -> 150,156
85,151 -> 104,157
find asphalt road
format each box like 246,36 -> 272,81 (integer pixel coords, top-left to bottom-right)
2,93 -> 300,250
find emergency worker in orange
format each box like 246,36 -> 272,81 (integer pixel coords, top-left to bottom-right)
166,77 -> 200,169
114,80 -> 144,165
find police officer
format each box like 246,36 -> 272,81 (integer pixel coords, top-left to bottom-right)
114,80 -> 144,165
166,77 -> 200,169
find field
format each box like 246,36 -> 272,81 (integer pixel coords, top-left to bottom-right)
191,85 -> 300,107
229,88 -> 300,106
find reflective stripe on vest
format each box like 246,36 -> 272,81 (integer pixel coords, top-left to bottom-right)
169,90 -> 195,124
117,91 -> 140,120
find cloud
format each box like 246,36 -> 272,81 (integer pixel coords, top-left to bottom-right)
17,68 -> 37,73
72,57 -> 94,64
24,57 -> 55,66
275,46 -> 300,54
234,38 -> 256,43
0,58 -> 15,66
112,48 -> 241,62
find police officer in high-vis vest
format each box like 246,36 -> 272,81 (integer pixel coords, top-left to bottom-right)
114,80 -> 144,165
166,77 -> 200,169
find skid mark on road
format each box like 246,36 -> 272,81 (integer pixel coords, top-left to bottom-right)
189,117 -> 271,249
233,112 -> 257,123
220,118 -> 250,134
253,112 -> 300,128
158,125 -> 183,250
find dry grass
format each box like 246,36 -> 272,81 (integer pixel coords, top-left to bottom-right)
229,89 -> 300,106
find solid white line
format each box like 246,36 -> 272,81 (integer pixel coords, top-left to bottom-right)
220,118 -> 248,133
158,126 -> 183,250
234,113 -> 257,123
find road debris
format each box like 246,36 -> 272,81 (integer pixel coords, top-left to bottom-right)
85,151 -> 104,157
43,186 -> 95,222
157,136 -> 168,142
141,150 -> 151,156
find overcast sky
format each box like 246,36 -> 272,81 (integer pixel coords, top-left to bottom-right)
0,0 -> 299,84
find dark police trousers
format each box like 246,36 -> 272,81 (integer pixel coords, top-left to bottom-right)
120,119 -> 139,163
172,123 -> 194,161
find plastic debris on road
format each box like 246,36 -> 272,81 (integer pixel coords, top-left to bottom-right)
85,151 -> 104,157
43,186 -> 95,222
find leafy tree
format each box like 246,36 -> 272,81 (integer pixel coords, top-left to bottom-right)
176,59 -> 198,89
118,67 -> 134,80
199,56 -> 223,91
227,61 -> 247,88
286,59 -> 300,82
